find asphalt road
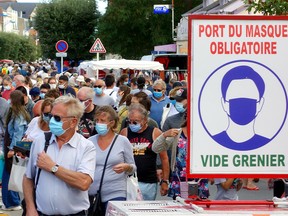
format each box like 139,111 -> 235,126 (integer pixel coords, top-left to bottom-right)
5,178 -> 275,216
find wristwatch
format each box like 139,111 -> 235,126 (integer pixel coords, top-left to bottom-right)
51,164 -> 59,175
160,179 -> 169,185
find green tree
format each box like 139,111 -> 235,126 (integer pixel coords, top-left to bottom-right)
0,32 -> 37,61
34,0 -> 101,61
97,0 -> 201,59
243,0 -> 288,15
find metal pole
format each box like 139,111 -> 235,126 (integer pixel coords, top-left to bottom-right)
172,0 -> 174,40
96,52 -> 99,80
61,56 -> 63,73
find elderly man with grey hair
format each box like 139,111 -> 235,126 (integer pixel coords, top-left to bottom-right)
92,79 -> 115,107
23,95 -> 96,216
13,74 -> 31,98
149,79 -> 171,128
77,87 -> 98,138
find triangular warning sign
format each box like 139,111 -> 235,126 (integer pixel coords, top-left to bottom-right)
89,38 -> 106,53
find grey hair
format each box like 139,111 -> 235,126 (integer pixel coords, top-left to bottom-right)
77,86 -> 94,99
54,95 -> 84,123
14,75 -> 25,83
153,79 -> 166,90
128,103 -> 148,119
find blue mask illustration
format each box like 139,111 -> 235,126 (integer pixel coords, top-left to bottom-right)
129,123 -> 141,133
49,117 -> 68,136
95,123 -> 109,136
94,87 -> 103,95
153,91 -> 162,99
175,102 -> 186,113
228,98 -> 257,125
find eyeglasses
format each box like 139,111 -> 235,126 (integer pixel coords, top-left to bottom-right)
126,119 -> 141,125
153,89 -> 162,92
94,85 -> 102,88
52,115 -> 75,122
43,113 -> 52,118
79,98 -> 90,102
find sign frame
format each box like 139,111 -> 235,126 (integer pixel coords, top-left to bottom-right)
55,40 -> 69,53
187,15 -> 288,179
89,38 -> 106,54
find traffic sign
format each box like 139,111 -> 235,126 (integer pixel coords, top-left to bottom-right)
55,40 -> 68,53
89,38 -> 106,53
56,52 -> 67,57
153,4 -> 171,14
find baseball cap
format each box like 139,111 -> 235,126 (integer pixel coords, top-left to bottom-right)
29,87 -> 40,96
174,88 -> 187,101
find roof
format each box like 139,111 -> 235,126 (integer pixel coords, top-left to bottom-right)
0,3 -> 37,19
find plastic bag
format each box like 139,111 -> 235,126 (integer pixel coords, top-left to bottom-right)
8,156 -> 28,193
127,172 -> 143,201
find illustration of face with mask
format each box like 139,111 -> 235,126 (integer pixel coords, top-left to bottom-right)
212,65 -> 269,151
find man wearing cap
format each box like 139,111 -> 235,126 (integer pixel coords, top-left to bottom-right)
92,79 -> 115,106
30,87 -> 41,103
162,88 -> 187,132
58,75 -> 76,97
130,76 -> 152,96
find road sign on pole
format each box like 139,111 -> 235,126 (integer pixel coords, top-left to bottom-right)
153,4 -> 171,14
55,40 -> 69,53
89,38 -> 106,53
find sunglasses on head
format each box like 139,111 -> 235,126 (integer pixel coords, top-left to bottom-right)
126,119 -> 140,125
94,85 -> 102,88
52,115 -> 75,122
153,89 -> 162,92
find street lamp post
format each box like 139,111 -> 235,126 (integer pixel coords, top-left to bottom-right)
171,0 -> 175,40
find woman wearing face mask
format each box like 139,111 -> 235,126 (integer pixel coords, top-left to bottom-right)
115,85 -> 131,111
120,103 -> 170,200
88,106 -> 136,215
1,75 -> 15,101
24,98 -> 54,141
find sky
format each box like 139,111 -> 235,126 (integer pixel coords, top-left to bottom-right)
16,0 -> 107,14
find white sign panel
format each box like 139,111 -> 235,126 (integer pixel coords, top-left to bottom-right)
188,16 -> 288,176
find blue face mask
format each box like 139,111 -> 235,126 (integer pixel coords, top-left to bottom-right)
175,102 -> 186,113
129,123 -> 141,133
153,91 -> 163,99
40,93 -> 45,99
42,114 -> 51,123
12,81 -> 16,88
95,123 -> 109,136
94,87 -> 103,95
49,117 -> 69,136
228,98 -> 257,125
123,81 -> 129,85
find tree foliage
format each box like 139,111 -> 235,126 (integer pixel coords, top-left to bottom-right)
243,0 -> 288,15
0,32 -> 37,61
34,0 -> 101,61
97,0 -> 201,59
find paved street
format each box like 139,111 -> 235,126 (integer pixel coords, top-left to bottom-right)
4,178 -> 275,215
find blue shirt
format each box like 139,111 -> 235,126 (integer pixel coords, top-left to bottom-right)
8,115 -> 28,150
150,95 -> 171,127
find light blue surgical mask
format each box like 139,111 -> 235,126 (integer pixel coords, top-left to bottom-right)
123,81 -> 129,86
49,117 -> 69,136
94,87 -> 103,95
129,123 -> 142,133
175,102 -> 186,113
40,93 -> 45,99
153,91 -> 163,99
95,123 -> 109,136
12,81 -> 16,87
171,99 -> 176,105
42,114 -> 51,123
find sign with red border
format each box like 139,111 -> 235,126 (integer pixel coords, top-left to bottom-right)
187,15 -> 288,178
89,38 -> 106,53
55,40 -> 68,53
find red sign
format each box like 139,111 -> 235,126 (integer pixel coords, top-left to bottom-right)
89,38 -> 106,53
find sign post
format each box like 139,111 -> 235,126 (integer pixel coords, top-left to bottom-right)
188,15 -> 288,179
55,40 -> 68,73
89,38 -> 106,79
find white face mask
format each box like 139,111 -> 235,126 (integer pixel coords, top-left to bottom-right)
58,84 -> 65,89
4,85 -> 11,90
50,84 -> 57,89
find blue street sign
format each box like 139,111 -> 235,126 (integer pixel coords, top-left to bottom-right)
153,5 -> 170,14
55,40 -> 68,53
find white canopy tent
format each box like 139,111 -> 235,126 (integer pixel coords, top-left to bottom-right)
78,59 -> 164,79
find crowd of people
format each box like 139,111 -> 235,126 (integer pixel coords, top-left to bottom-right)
0,60 -> 282,215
